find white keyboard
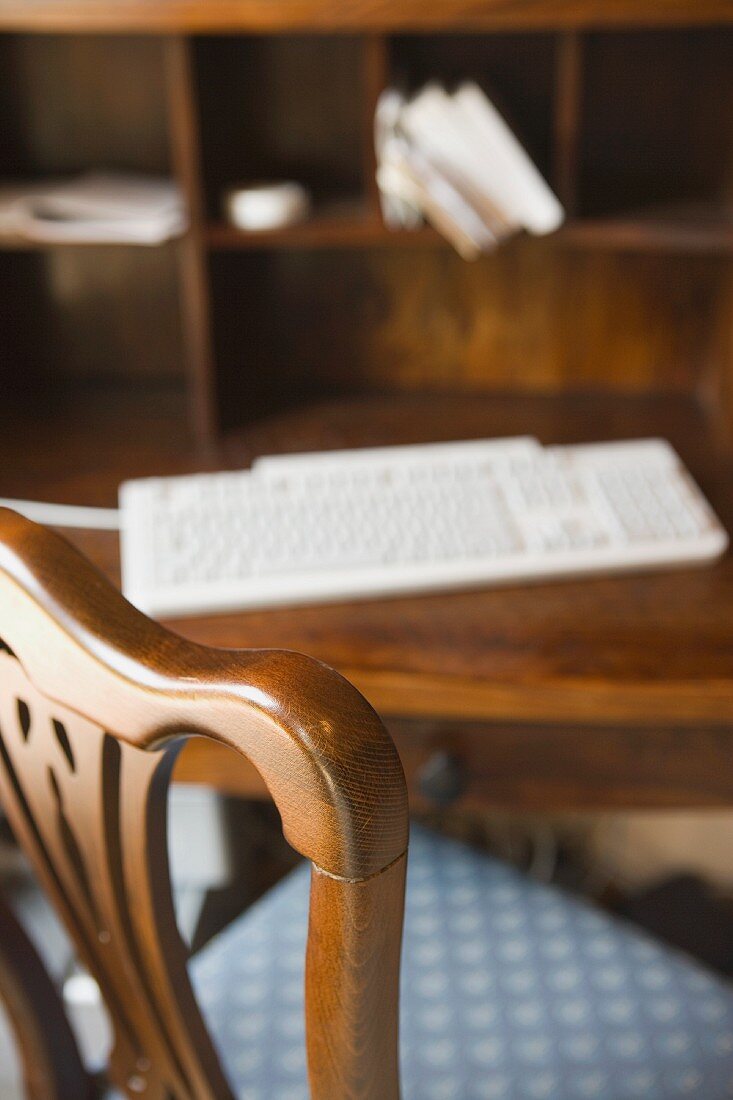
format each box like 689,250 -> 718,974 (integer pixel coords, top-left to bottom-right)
119,436 -> 728,617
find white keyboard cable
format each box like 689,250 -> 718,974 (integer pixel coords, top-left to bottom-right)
0,498 -> 121,530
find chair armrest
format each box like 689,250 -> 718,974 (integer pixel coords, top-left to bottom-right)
0,508 -> 409,1098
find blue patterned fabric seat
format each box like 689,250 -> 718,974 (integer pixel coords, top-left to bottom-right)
190,825 -> 733,1100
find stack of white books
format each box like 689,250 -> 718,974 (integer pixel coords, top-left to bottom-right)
0,172 -> 186,245
376,83 -> 564,259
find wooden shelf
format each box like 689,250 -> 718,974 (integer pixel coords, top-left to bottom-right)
4,385 -> 733,728
208,204 -> 391,250
0,0 -> 730,33
206,203 -> 436,250
2,204 -> 730,255
206,203 -> 733,253
561,204 -> 733,253
0,233 -> 181,251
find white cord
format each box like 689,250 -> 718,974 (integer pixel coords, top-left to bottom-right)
0,498 -> 120,530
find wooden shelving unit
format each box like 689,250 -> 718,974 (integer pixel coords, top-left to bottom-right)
1,10 -> 733,451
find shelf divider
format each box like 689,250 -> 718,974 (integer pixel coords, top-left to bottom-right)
164,34 -> 219,450
362,35 -> 390,221
553,30 -> 583,218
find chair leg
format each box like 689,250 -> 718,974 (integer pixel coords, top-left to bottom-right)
0,890 -> 95,1100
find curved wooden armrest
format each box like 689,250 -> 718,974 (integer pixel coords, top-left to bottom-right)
0,508 -> 409,1098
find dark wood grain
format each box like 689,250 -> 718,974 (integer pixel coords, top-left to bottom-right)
0,507 -> 409,1098
174,717 -> 733,810
306,857 -> 406,1099
215,244 -> 723,400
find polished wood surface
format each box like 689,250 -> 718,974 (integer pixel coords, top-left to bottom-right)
176,717 -> 733,811
0,508 -> 408,1098
0,0 -> 731,33
0,892 -> 93,1099
307,858 -> 405,1099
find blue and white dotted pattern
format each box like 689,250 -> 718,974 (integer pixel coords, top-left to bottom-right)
191,826 -> 733,1100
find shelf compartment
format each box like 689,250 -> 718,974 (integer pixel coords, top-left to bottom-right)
391,32 -> 557,185
578,27 -> 733,218
0,245 -> 184,383
0,34 -> 170,179
195,35 -> 366,222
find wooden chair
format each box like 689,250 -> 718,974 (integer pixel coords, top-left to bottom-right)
0,889 -> 93,1099
4,505 -> 733,1100
0,507 -> 408,1099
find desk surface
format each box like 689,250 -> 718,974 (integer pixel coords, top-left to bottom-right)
4,388 -> 733,729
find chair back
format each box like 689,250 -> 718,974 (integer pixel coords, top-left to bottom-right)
0,509 -> 408,1099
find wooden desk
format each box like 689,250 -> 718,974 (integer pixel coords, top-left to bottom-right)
4,386 -> 733,811
1,11 -> 732,813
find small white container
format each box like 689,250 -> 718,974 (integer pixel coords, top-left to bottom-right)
223,181 -> 311,231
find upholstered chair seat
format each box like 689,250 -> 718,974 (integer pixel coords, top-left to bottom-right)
191,825 -> 733,1100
